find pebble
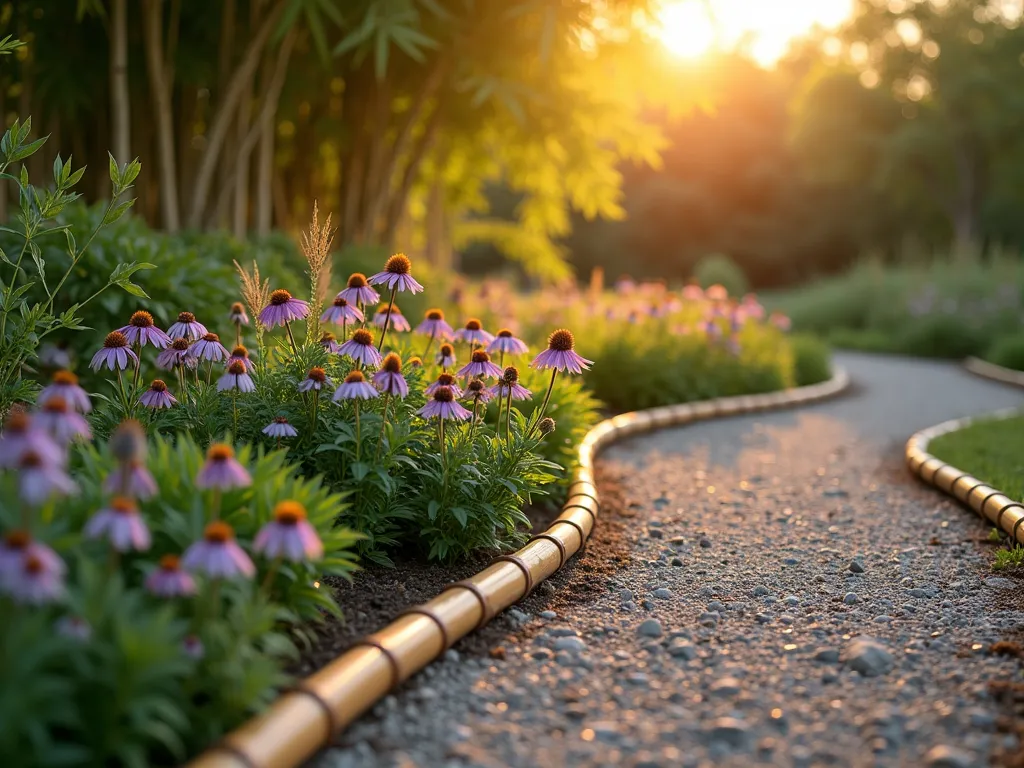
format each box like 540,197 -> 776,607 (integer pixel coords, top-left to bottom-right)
668,640 -> 699,660
699,537 -> 712,548
637,619 -> 663,638
843,592 -> 859,605
843,637 -> 895,677
538,610 -> 557,619
848,560 -> 865,574
707,717 -> 750,748
923,745 -> 976,768
984,577 -> 1015,590
752,585 -> 770,597
553,637 -> 587,654
653,588 -> 673,599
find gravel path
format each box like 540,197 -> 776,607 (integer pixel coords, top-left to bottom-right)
316,352 -> 1024,768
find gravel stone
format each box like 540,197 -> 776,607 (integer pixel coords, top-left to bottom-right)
848,560 -> 865,574
844,636 -> 895,677
923,745 -> 976,768
637,618 -> 663,638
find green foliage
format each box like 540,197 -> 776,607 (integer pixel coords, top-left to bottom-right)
790,334 -> 833,387
983,336 -> 1024,372
0,433 -> 359,767
994,547 -> 1024,571
693,254 -> 750,297
928,415 -> 1024,502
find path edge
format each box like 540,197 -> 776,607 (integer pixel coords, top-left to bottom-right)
906,408 -> 1024,548
188,368 -> 851,768
964,356 -> 1024,388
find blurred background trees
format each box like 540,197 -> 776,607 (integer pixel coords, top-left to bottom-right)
1,0 -> 1022,287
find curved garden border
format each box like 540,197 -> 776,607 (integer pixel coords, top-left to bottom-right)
906,408 -> 1024,545
188,369 -> 851,768
964,357 -> 1024,388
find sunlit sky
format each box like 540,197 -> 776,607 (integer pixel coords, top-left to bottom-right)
655,0 -> 855,66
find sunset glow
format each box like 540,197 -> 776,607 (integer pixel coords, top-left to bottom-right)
655,0 -> 855,66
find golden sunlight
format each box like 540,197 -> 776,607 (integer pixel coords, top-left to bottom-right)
655,0 -> 855,66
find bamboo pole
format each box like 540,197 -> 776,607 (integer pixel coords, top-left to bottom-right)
188,368 -> 850,768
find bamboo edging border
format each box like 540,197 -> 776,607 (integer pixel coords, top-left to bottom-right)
964,356 -> 1024,389
188,368 -> 851,768
906,408 -> 1024,546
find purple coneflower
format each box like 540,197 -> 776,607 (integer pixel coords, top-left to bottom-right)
0,531 -> 64,582
319,332 -> 341,354
38,343 -> 71,369
531,329 -> 593,375
38,370 -> 91,413
259,289 -> 310,328
195,443 -> 252,490
55,615 -> 92,641
706,284 -> 728,302
490,366 -> 533,401
373,353 -> 408,398
156,337 -> 194,371
18,450 -> 77,504
408,356 -> 423,368
189,332 -> 230,363
167,311 -> 208,341
104,459 -> 158,499
416,308 -> 454,342
1,548 -> 65,605
615,275 -> 636,294
298,367 -> 332,393
770,312 -> 791,332
228,345 -> 255,372
83,496 -> 151,552
435,343 -> 456,370
332,370 -> 378,401
338,328 -> 383,368
418,386 -> 473,421
741,293 -> 765,320
425,372 -> 464,399
682,283 -> 704,301
321,295 -> 364,327
145,554 -> 197,597
487,328 -> 529,357
373,303 -> 411,332
217,360 -> 256,393
36,396 -> 92,443
182,521 -> 255,579
262,417 -> 298,440
464,379 -> 493,404
90,331 -> 138,372
253,500 -> 324,562
454,318 -> 494,347
229,302 -> 250,326
182,635 -> 205,659
0,411 -> 64,468
368,253 -> 424,295
338,273 -> 380,307
118,310 -> 171,349
140,379 -> 178,409
458,350 -> 503,380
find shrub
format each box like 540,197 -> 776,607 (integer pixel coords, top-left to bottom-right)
985,336 -> 1024,372
790,334 -> 833,386
693,253 -> 749,297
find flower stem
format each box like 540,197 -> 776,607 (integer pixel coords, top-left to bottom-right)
422,331 -> 436,359
439,415 -> 446,469
235,321 -> 242,348
374,393 -> 391,462
232,391 -> 238,437
310,388 -> 320,432
115,367 -> 130,416
505,391 -> 513,450
260,557 -> 282,594
529,369 -> 558,438
284,321 -> 299,356
130,342 -> 142,401
469,398 -> 479,443
211,488 -> 222,521
377,286 -> 398,352
354,401 -> 361,464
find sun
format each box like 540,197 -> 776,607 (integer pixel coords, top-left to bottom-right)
654,0 -> 855,67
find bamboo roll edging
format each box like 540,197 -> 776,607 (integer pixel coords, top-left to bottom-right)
187,368 -> 851,768
905,408 -> 1024,544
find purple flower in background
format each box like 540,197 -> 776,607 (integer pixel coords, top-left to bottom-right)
18,451 -> 77,504
195,444 -> 251,490
706,284 -> 728,302
298,367 -> 332,393
453,319 -> 494,347
0,531 -> 64,586
140,379 -> 178,409
217,360 -> 256,393
319,332 -> 341,354
490,366 -> 533,401
182,635 -> 205,659
90,331 -> 138,372
253,501 -> 324,562
321,295 -> 364,326
117,311 -> 171,349
458,350 -> 503,380
104,460 -> 158,499
156,337 -> 194,371
416,309 -> 454,340
338,328 -> 383,368
229,302 -> 250,327
338,273 -> 380,307
332,370 -> 379,401
189,333 -> 230,363
682,283 -> 704,301
372,353 -> 409,397
262,417 -> 298,439
418,386 -> 473,421
531,329 -> 593,375
38,343 -> 71,369
146,554 -> 197,598
615,275 -> 636,294
55,615 -> 92,641
36,396 -> 92,443
740,293 -> 765,320
368,253 -> 424,294
435,343 -> 456,369
372,303 -> 411,332
425,372 -> 464,399
770,312 -> 791,332
83,496 -> 151,552
167,311 -> 208,341
0,548 -> 65,605
486,329 -> 529,356
464,379 -> 493,403
259,289 -> 309,328
0,411 -> 64,468
182,521 -> 255,579
38,370 -> 91,413
228,345 -> 255,372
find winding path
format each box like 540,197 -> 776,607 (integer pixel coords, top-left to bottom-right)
318,352 -> 1024,768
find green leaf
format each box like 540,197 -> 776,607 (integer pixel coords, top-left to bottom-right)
427,499 -> 439,521
451,506 -> 468,528
29,242 -> 49,297
103,198 -> 135,225
64,228 -> 76,256
8,135 -> 48,164
116,281 -> 150,298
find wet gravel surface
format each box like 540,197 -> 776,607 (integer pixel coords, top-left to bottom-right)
315,353 -> 1024,768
